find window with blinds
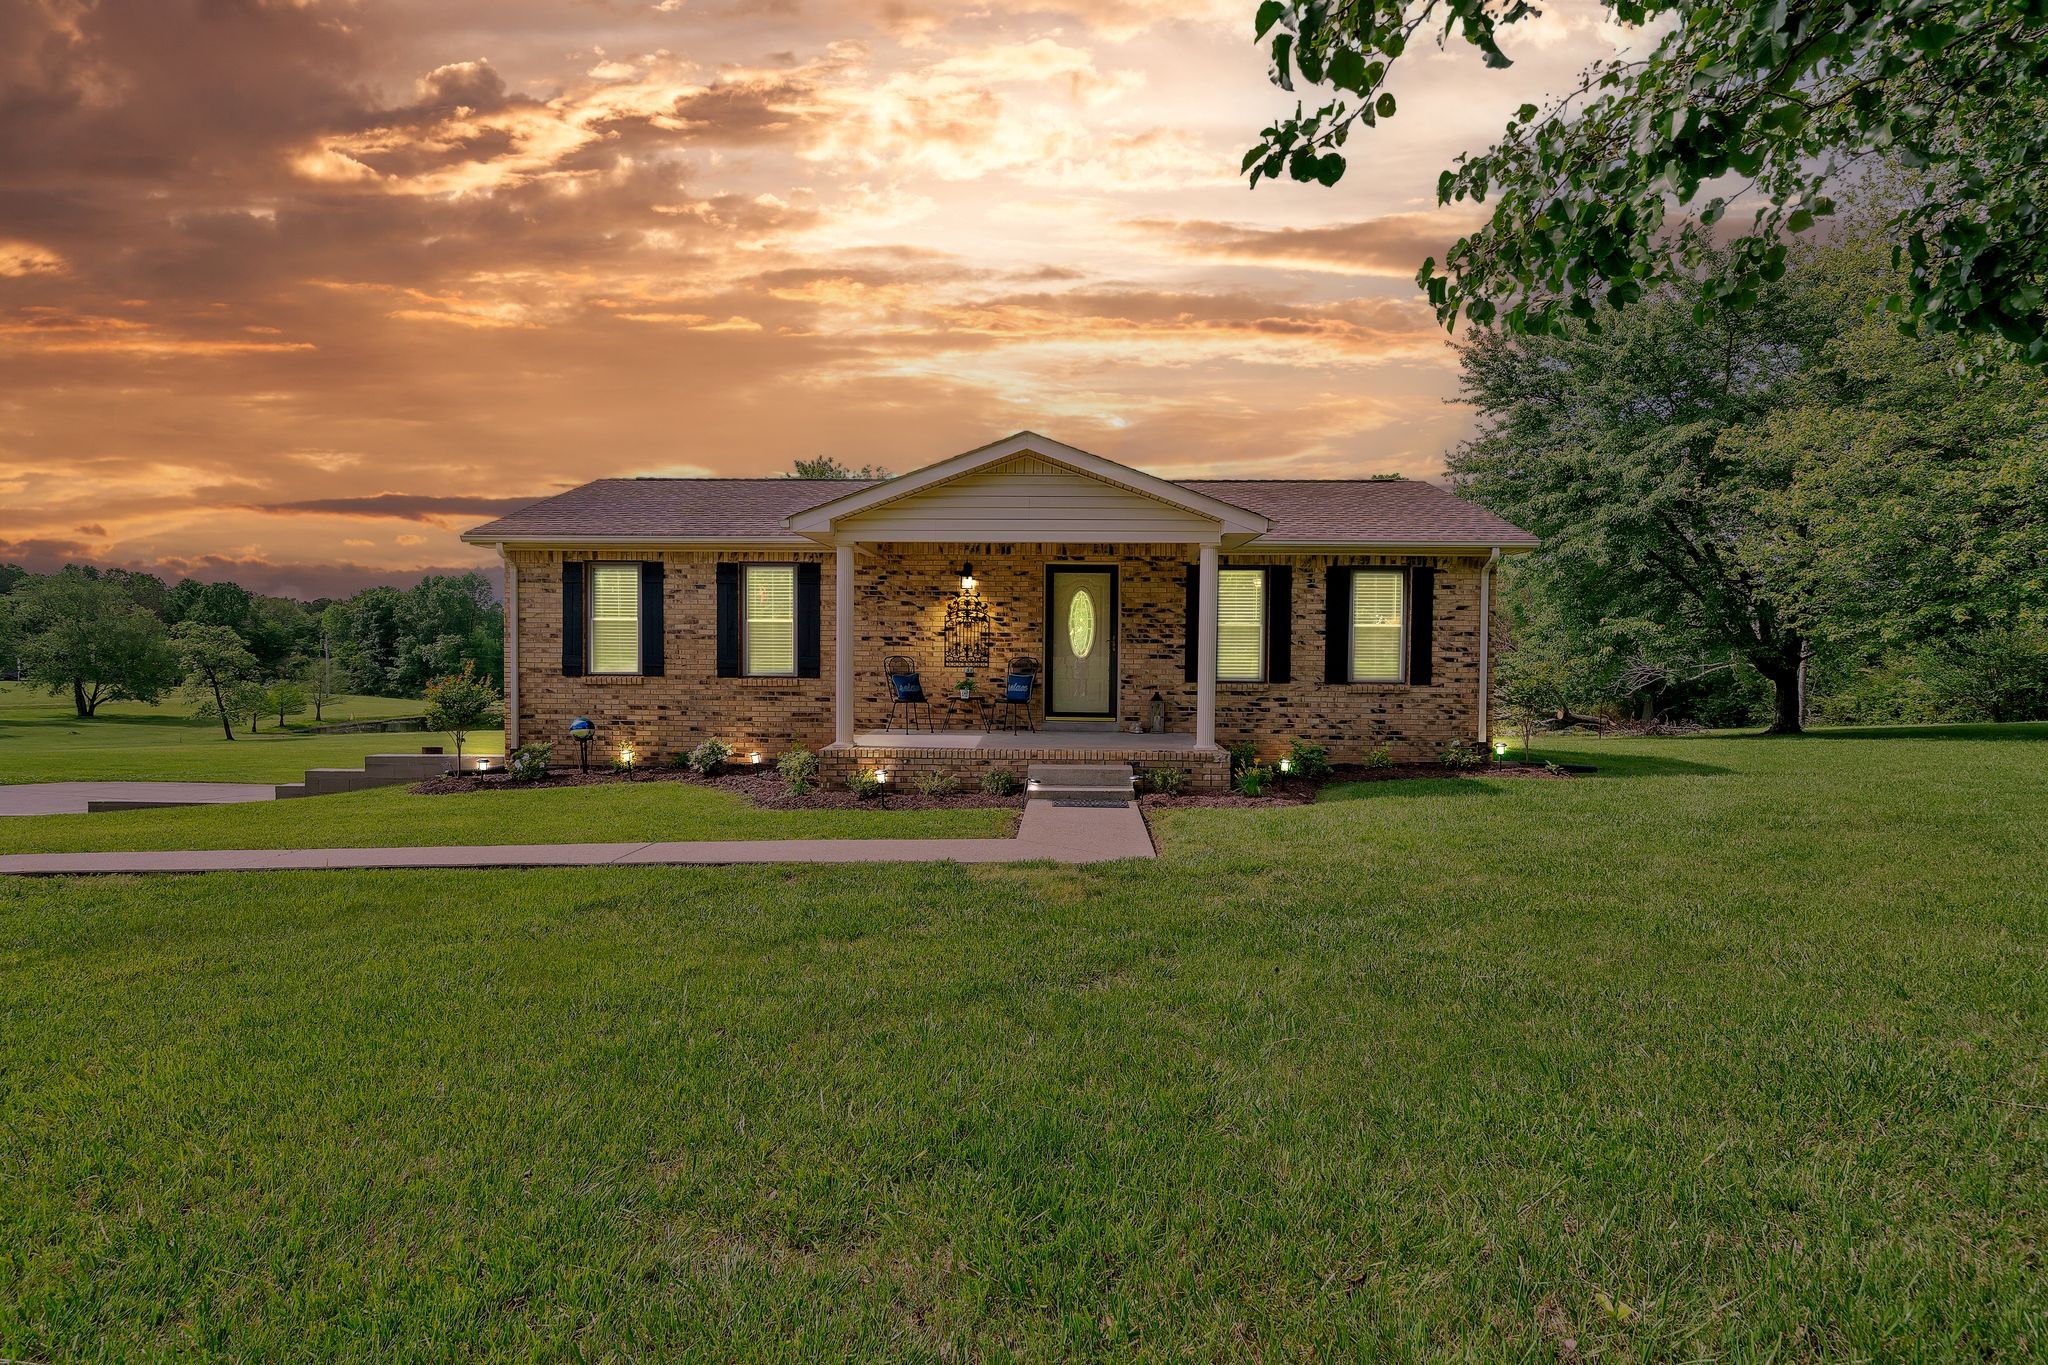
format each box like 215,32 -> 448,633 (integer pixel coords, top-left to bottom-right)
588,564 -> 641,675
1216,568 -> 1266,682
1350,570 -> 1405,682
744,564 -> 797,676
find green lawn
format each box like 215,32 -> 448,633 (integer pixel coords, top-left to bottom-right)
0,779 -> 1014,852
0,682 -> 500,785
4,726 -> 2046,1358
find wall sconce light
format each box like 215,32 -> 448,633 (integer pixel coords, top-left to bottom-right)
959,561 -> 976,593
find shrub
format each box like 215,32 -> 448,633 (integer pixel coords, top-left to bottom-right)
914,771 -> 959,797
688,738 -> 733,776
1283,739 -> 1332,782
1234,763 -> 1276,797
1147,765 -> 1188,796
846,767 -> 886,799
506,743 -> 553,783
1362,742 -> 1394,770
979,767 -> 1019,796
1227,740 -> 1260,774
779,746 -> 820,796
1439,738 -> 1492,770
422,660 -> 501,765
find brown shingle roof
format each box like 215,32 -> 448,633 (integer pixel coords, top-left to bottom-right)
1180,479 -> 1538,547
464,474 -> 1535,548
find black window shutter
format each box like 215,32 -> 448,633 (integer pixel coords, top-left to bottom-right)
1407,565 -> 1436,685
561,561 -> 585,677
1264,564 -> 1292,684
1182,563 -> 1199,682
715,562 -> 740,677
639,561 -> 665,676
1323,565 -> 1352,683
796,562 -> 822,678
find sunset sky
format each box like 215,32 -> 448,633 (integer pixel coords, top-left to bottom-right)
1,0 -> 1636,598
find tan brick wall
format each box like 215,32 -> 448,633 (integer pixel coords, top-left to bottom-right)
509,543 -> 1489,767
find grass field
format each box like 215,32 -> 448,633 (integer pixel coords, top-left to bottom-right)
0,779 -> 1015,851
0,682 -> 500,785
3,725 -> 2046,1358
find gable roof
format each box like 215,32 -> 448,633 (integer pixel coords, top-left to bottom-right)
784,431 -> 1270,540
461,433 -> 1538,550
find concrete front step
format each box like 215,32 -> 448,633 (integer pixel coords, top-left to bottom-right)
274,782 -> 308,799
1025,763 -> 1135,800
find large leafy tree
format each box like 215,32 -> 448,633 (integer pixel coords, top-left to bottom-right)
173,622 -> 260,742
14,571 -> 182,717
1247,1 -> 2048,359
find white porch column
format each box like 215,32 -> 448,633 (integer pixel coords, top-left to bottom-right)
1196,542 -> 1218,749
834,542 -> 856,746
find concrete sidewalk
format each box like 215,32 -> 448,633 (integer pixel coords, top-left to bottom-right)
0,781 -> 278,817
0,799 -> 1154,875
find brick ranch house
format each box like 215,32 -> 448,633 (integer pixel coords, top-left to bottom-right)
462,432 -> 1538,791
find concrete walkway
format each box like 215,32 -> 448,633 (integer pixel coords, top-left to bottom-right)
0,781 -> 278,817
0,799 -> 1155,875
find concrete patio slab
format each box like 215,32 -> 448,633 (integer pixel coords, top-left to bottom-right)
0,799 -> 1156,875
0,782 -> 279,817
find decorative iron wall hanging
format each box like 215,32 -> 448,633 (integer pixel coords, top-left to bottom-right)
943,562 -> 992,668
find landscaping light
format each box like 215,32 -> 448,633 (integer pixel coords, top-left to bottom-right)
476,758 -> 489,771
1279,757 -> 1292,773
875,768 -> 891,783
620,746 -> 636,768
1493,740 -> 1509,758
749,751 -> 763,765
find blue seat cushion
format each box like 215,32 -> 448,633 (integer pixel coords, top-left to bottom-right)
1004,674 -> 1034,702
890,673 -> 926,702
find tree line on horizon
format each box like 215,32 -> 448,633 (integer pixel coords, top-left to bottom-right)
0,565 -> 504,737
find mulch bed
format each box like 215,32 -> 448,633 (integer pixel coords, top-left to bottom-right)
417,758 -> 1569,812
412,764 -> 1027,812
1138,760 -> 1569,809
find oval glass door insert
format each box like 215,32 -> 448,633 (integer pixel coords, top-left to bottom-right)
1067,589 -> 1097,660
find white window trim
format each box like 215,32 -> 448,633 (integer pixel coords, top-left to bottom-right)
586,562 -> 642,676
1215,566 -> 1267,684
742,562 -> 799,678
1348,568 -> 1409,684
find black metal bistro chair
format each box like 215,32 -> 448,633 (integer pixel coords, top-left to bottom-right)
884,654 -> 933,732
992,656 -> 1039,732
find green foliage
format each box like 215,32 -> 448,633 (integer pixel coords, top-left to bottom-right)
789,456 -> 892,480
1227,740 -> 1260,774
1234,762 -> 1276,797
506,743 -> 553,783
1283,739 -> 1331,782
1814,628 -> 2048,725
778,746 -> 820,796
263,680 -> 309,727
172,621 -> 260,741
913,771 -> 959,797
845,767 -> 886,800
1147,765 -> 1189,796
14,571 -> 181,717
321,572 -> 503,698
1439,738 -> 1492,771
1247,0 -> 2048,362
1361,742 -> 1394,770
421,661 -> 501,762
979,767 -> 1020,796
687,738 -> 734,775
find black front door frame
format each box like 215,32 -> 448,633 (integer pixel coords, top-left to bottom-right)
1043,564 -> 1119,719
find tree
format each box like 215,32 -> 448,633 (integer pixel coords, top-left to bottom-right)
1245,1 -> 2048,360
174,622 -> 259,741
304,633 -> 338,722
14,571 -> 181,716
422,660 -> 501,764
789,456 -> 891,479
265,680 -> 309,728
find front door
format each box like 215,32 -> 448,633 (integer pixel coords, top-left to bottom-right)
1045,566 -> 1117,718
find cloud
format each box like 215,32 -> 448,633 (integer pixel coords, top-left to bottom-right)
240,494 -> 548,523
1130,212 -> 1478,278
